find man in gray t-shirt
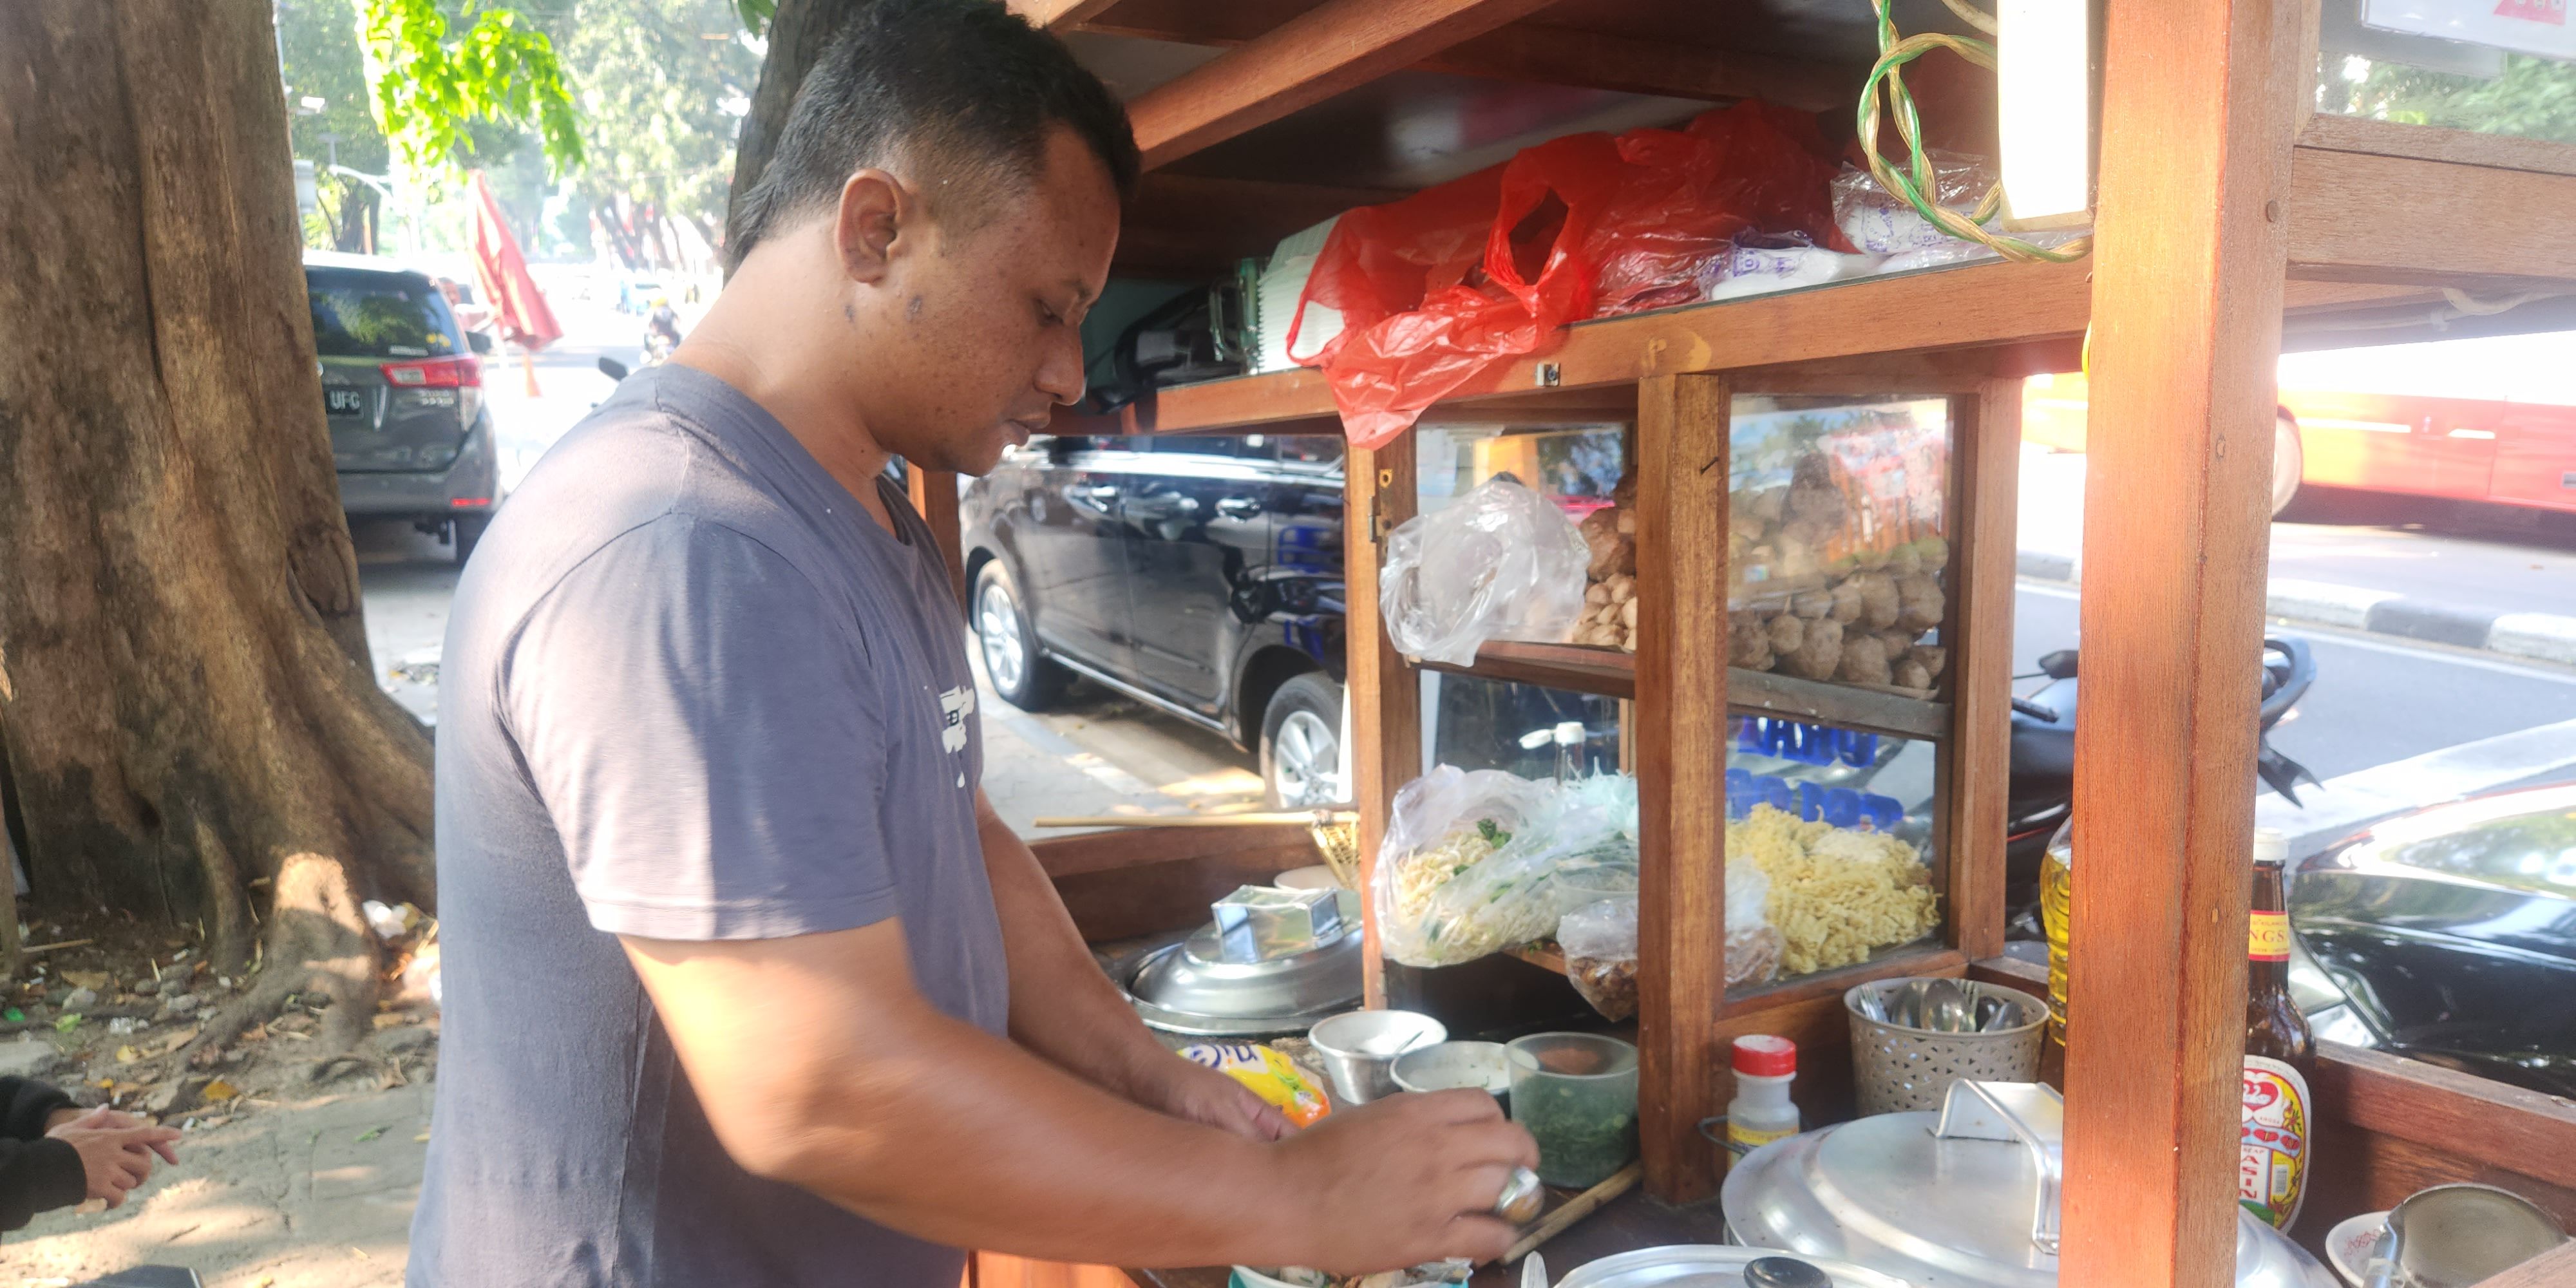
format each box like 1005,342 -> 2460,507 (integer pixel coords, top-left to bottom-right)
409,4 -> 1530,1285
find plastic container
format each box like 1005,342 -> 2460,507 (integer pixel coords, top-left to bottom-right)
1391,1039 -> 1512,1106
1724,1035 -> 1800,1171
1507,1031 -> 1640,1188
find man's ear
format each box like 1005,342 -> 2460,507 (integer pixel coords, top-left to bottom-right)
834,169 -> 914,286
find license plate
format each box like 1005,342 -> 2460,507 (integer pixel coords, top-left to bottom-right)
325,388 -> 366,416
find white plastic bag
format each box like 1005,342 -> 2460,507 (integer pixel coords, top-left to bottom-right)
1697,236 -> 1882,303
1374,766 -> 1640,967
1379,478 -> 1589,666
1559,896 -> 1639,1021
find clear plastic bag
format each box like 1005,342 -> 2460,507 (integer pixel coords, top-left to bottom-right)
1832,155 -> 1996,257
1559,896 -> 1639,1021
1725,859 -> 1784,987
1376,768 -> 1640,967
1380,478 -> 1589,667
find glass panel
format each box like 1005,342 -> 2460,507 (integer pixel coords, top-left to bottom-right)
1414,422 -> 1639,654
1725,713 -> 1944,990
2314,0 -> 2576,147
1729,395 -> 1952,694
1422,671 -> 1625,779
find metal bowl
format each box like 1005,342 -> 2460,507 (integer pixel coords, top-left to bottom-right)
1121,922 -> 1363,1037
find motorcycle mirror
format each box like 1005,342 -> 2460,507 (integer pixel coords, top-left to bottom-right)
598,356 -> 630,382
2038,649 -> 2079,680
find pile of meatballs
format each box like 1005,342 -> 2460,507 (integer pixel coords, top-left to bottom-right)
1568,455 -> 1949,694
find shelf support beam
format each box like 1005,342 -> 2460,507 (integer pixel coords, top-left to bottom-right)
1634,373 -> 1732,1204
1345,437 -> 1419,1010
1123,0 -> 1559,171
2065,0 -> 2306,1283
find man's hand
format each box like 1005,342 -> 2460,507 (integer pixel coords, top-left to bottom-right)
1273,1088 -> 1539,1274
46,1110 -> 182,1209
1144,1058 -> 1296,1144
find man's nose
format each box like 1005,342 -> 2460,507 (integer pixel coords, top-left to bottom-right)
1037,321 -> 1086,406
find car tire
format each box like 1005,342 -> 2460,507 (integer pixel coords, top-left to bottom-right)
972,561 -> 1066,711
2271,413 -> 2305,518
453,513 -> 490,567
1260,672 -> 1345,810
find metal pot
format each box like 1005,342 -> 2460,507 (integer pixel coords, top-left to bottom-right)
1720,1081 -> 2338,1288
1121,921 -> 1363,1037
1555,1245 -> 1918,1288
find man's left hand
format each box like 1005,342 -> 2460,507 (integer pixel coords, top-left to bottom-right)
1145,1059 -> 1296,1143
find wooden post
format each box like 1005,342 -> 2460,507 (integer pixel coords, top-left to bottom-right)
1944,381 -> 2022,963
2065,1 -> 2306,1284
1345,436 -> 1421,1010
1633,374 -> 1731,1204
907,465 -> 969,620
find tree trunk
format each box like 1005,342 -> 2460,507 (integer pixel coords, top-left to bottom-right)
0,1 -> 433,1049
726,0 -> 867,262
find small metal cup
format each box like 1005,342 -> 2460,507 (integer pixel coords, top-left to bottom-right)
1308,1010 -> 1446,1104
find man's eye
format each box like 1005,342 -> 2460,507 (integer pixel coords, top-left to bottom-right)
1037,301 -> 1063,326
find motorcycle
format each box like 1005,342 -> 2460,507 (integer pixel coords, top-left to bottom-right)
641,327 -> 677,367
2002,636 -> 2321,924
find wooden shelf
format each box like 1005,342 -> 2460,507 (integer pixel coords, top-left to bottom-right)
1508,939 -> 1965,1019
1415,641 -> 1949,741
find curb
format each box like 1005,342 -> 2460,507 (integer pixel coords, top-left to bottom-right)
2017,551 -> 2576,667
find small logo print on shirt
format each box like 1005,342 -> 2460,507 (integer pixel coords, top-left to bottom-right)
938,685 -> 975,753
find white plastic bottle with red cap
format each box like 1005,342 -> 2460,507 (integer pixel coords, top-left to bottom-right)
1724,1034 -> 1800,1170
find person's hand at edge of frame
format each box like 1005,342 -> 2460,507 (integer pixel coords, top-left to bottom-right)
47,1108 -> 183,1209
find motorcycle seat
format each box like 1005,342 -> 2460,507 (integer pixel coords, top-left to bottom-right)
2011,677 -> 2080,799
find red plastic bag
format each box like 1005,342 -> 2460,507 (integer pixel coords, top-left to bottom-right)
1291,100 -> 1847,449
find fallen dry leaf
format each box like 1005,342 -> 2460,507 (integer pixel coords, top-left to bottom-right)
115,1045 -> 141,1065
370,1011 -> 408,1030
202,1079 -> 239,1103
413,1131 -> 431,1143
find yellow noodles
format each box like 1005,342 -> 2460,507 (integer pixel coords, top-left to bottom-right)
1728,805 -> 1940,976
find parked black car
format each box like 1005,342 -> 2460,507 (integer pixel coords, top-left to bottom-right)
2292,780 -> 2576,1098
307,251 -> 499,564
963,434 -> 1350,807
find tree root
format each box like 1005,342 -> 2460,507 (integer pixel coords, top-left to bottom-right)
185,850 -> 381,1060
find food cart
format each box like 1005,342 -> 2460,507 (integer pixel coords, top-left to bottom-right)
929,2 -> 2576,1285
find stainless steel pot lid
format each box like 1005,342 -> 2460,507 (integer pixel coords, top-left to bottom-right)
1721,1082 -> 2338,1288
1554,1245 -> 1917,1288
1122,922 -> 1363,1037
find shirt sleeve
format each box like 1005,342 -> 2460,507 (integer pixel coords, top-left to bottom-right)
503,515 -> 898,941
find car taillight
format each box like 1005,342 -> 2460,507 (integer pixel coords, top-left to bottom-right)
380,355 -> 482,388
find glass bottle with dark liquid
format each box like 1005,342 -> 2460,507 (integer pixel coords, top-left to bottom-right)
2240,828 -> 2315,1232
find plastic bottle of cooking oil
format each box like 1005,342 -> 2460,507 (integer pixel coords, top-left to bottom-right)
2040,817 -> 2074,1047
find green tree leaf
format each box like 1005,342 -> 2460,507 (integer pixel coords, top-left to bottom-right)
360,0 -> 587,178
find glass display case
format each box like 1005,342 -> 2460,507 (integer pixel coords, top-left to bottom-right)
1727,395 -> 1951,695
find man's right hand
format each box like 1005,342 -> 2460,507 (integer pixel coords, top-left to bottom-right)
47,1114 -> 182,1209
1273,1088 -> 1539,1274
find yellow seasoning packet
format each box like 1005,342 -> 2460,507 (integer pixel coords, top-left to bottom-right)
1176,1041 -> 1331,1127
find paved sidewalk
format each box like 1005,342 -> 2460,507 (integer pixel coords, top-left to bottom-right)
2018,446 -> 2576,666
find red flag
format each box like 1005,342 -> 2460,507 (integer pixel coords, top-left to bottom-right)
467,171 -> 562,351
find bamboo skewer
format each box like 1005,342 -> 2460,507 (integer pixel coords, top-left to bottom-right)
1505,1162 -> 1642,1264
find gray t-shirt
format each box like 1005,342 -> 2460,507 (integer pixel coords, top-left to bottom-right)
408,364 -> 1007,1286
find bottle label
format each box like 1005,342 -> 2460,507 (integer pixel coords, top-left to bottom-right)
2248,911 -> 2291,963
2239,1056 -> 2311,1231
1726,1121 -> 1796,1170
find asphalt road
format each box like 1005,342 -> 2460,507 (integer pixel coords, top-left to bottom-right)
2013,578 -> 2576,786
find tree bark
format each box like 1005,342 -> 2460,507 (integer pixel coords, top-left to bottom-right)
726,0 -> 867,263
0,1 -> 433,1048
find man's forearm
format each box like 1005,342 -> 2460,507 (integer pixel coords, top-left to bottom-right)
976,797 -> 1191,1103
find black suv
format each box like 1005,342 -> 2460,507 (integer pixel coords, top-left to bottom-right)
962,434 -> 1350,808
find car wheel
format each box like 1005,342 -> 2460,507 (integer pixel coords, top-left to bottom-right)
1261,672 -> 1345,810
453,513 -> 489,567
2271,413 -> 2304,518
973,562 -> 1065,710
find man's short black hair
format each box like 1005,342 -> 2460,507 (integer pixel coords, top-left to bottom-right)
729,0 -> 1138,263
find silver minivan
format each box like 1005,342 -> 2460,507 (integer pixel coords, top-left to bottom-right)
307,251 -> 499,564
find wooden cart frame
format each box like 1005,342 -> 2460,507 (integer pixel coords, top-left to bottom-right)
927,3 -> 2576,1285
